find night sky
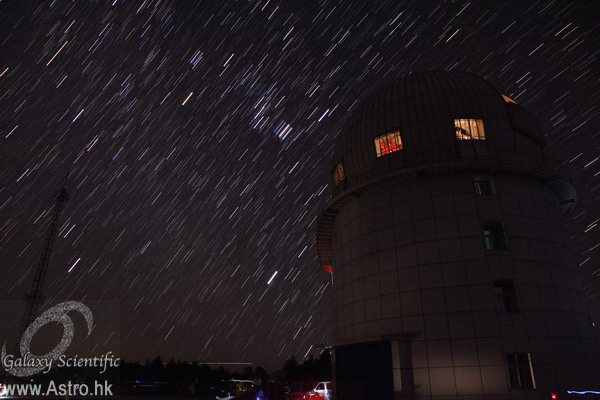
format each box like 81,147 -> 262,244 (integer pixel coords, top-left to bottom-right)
0,0 -> 598,372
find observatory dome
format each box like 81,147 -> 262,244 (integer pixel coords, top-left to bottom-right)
330,70 -> 549,193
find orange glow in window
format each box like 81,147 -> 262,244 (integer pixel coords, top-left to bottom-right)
333,162 -> 345,185
455,119 -> 486,140
374,131 -> 403,157
502,94 -> 519,104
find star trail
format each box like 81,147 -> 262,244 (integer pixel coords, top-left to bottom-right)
0,0 -> 598,371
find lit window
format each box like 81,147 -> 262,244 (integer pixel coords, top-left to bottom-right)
333,162 -> 345,186
455,119 -> 486,140
482,222 -> 508,250
474,175 -> 497,195
502,94 -> 519,104
506,353 -> 536,389
374,131 -> 403,157
494,280 -> 518,312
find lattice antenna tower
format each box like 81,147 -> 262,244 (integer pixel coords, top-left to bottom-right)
18,171 -> 70,339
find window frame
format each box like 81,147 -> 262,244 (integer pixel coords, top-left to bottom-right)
482,221 -> 509,251
373,130 -> 403,158
502,94 -> 519,104
505,353 -> 536,390
454,118 -> 486,140
333,162 -> 345,186
493,280 -> 519,312
473,174 -> 497,195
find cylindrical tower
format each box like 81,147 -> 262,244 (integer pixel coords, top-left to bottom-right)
317,71 -> 599,400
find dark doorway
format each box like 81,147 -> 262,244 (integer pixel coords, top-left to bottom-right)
335,341 -> 395,400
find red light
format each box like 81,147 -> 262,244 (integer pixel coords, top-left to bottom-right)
551,393 -> 557,399
321,265 -> 333,273
380,139 -> 401,155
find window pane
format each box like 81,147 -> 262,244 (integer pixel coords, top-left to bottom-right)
333,162 -> 345,185
483,222 -> 508,250
455,119 -> 485,140
374,137 -> 383,157
455,120 -> 470,140
508,367 -> 521,388
494,280 -> 518,312
502,94 -> 519,104
337,163 -> 345,181
476,119 -> 486,139
374,131 -> 403,157
483,231 -> 496,250
474,175 -> 496,195
475,180 -> 491,195
469,119 -> 479,138
506,353 -> 535,389
494,286 -> 507,312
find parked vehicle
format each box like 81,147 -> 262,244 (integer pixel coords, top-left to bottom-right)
308,381 -> 331,400
285,381 -> 331,400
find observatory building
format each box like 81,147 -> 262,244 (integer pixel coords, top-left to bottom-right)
317,71 -> 599,399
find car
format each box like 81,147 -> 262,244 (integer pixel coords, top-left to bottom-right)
308,381 -> 331,400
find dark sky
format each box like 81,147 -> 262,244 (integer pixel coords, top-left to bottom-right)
0,0 -> 598,371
